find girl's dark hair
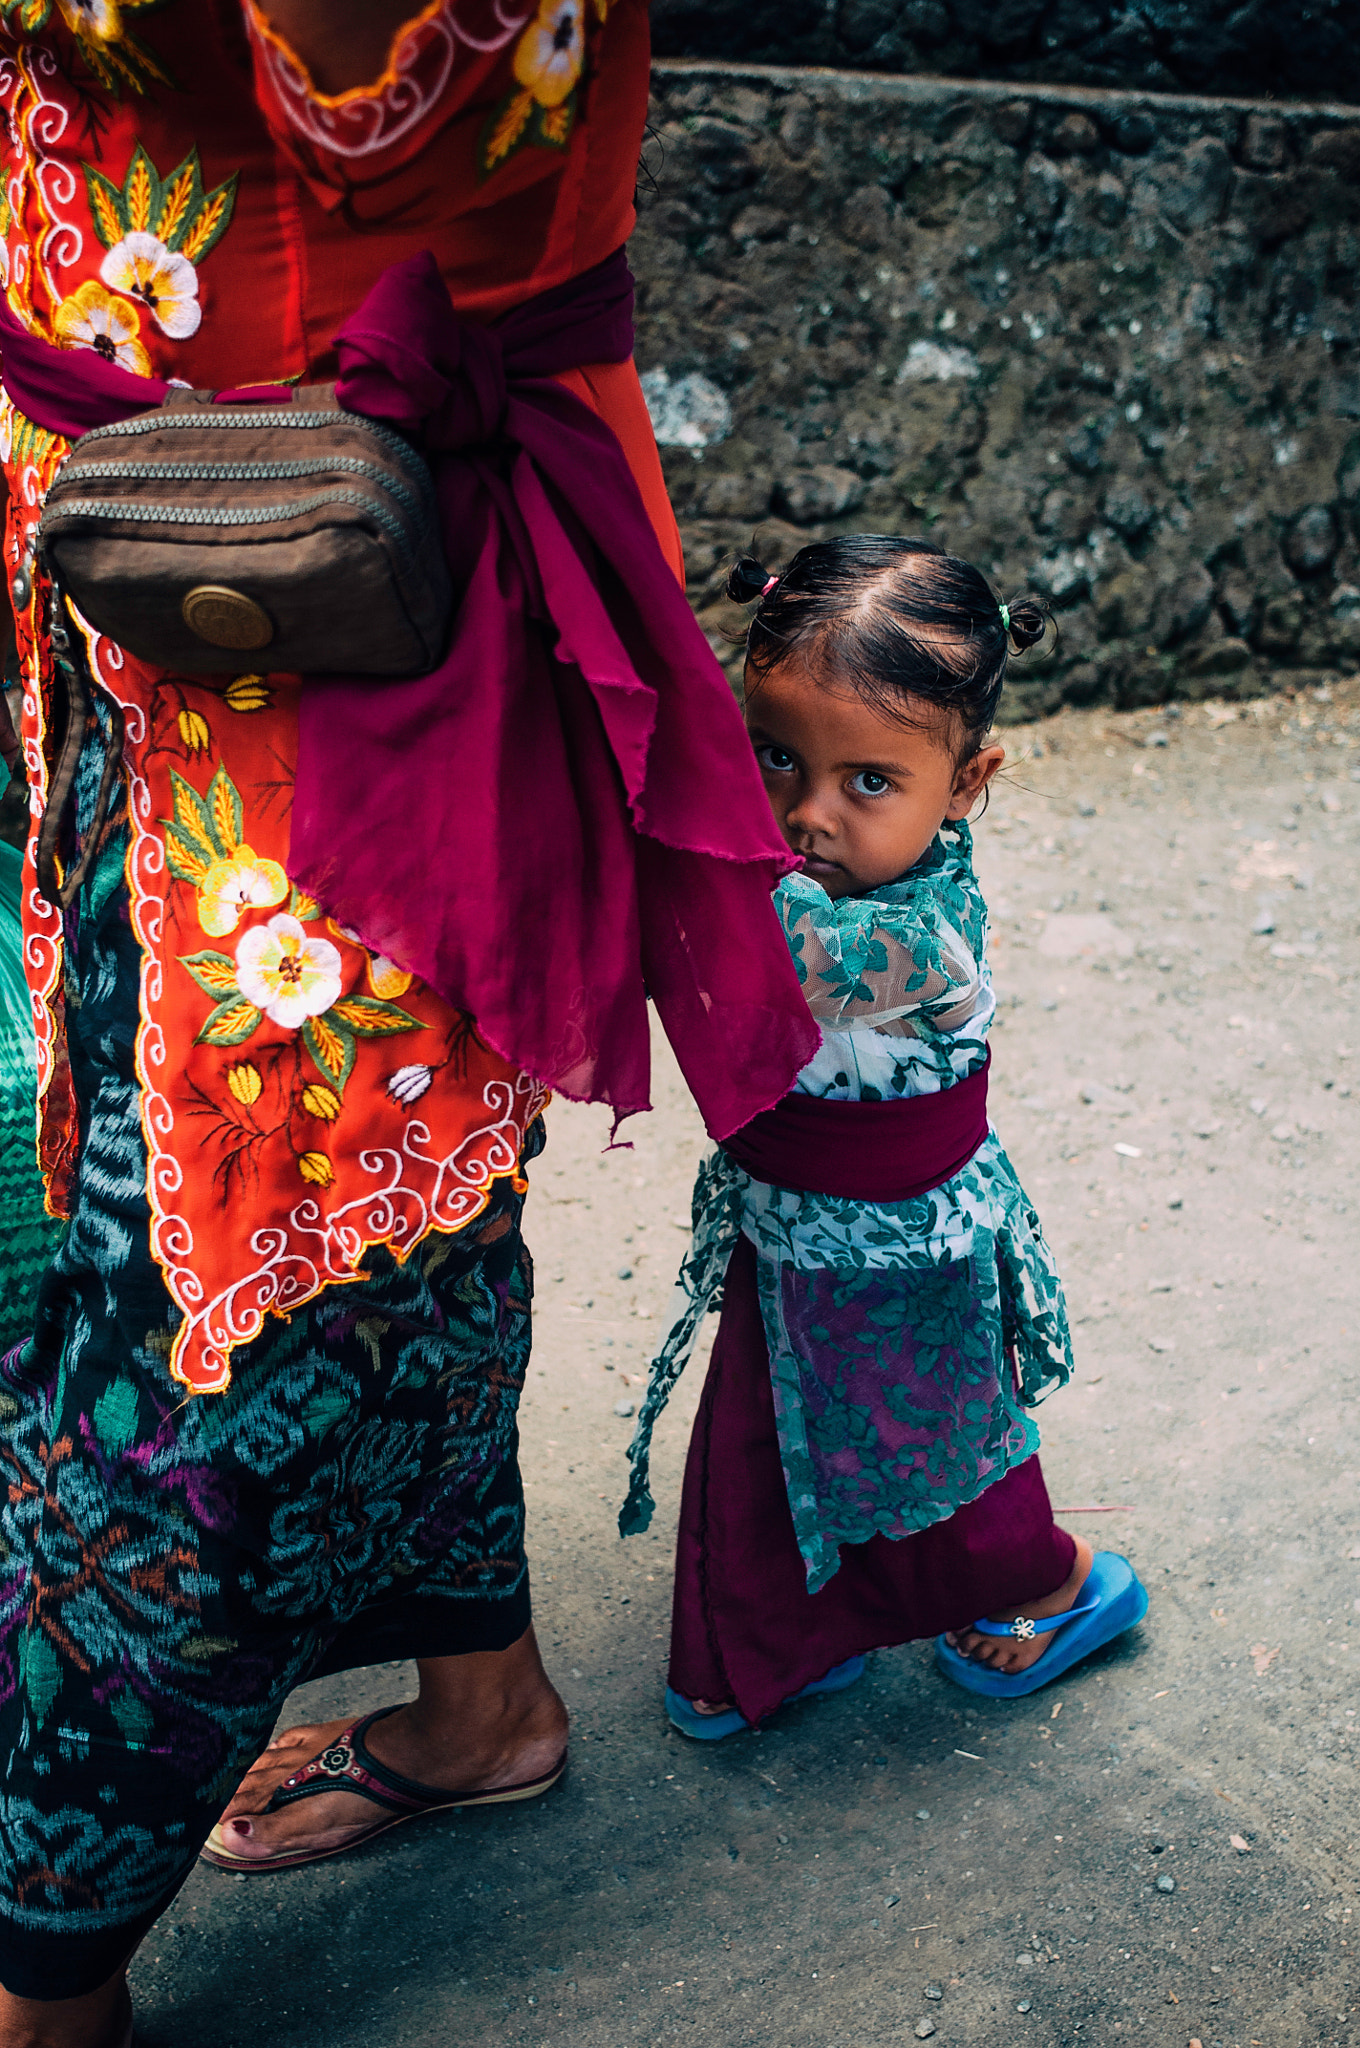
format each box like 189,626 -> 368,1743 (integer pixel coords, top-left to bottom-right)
726,535 -> 1051,757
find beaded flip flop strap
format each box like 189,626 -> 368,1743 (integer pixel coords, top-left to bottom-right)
970,1583 -> 1103,1641
265,1708 -> 445,1818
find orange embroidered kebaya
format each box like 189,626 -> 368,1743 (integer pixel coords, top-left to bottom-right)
0,0 -> 668,1390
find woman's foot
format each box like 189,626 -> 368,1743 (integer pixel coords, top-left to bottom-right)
942,1535 -> 1096,1675
211,1631 -> 566,1867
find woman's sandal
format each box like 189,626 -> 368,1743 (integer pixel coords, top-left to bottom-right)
934,1551 -> 1149,1698
199,1706 -> 567,1874
665,1654 -> 867,1741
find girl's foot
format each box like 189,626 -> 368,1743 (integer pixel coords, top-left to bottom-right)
942,1535 -> 1096,1675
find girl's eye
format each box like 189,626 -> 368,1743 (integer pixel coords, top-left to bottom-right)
851,771 -> 891,796
758,746 -> 797,775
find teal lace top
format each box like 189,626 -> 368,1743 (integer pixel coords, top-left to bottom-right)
621,821 -> 1074,1593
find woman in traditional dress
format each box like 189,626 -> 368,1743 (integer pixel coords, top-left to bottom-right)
0,4 -> 814,2039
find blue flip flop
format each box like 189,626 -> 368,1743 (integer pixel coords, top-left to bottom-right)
934,1551 -> 1149,1698
665,1654 -> 867,1741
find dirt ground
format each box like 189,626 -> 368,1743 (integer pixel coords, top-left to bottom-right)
132,679 -> 1360,2048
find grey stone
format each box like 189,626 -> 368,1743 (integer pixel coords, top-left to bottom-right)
1154,136 -> 1234,232
1104,482 -> 1153,536
841,183 -> 894,249
1096,568 -> 1157,640
617,1266 -> 633,1279
1241,113 -> 1288,172
1163,565 -> 1214,645
776,466 -> 867,523
1186,637 -> 1251,677
613,1399 -> 637,1418
1051,111 -> 1099,155
684,117 -> 758,194
778,95 -> 815,158
640,370 -> 732,450
914,2022 -> 938,2040
695,471 -> 773,520
1020,150 -> 1067,224
1259,594 -> 1303,654
923,1980 -> 944,1999
1283,504 -> 1339,578
730,205 -> 787,243
1156,1874 -> 1177,1892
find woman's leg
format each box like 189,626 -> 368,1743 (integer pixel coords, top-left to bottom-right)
0,1971 -> 131,2048
212,1625 -> 567,1864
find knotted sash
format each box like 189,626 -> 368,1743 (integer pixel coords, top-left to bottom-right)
721,1052 -> 991,1201
0,250 -> 818,1139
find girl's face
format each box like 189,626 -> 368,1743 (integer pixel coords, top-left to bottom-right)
746,659 -> 1004,900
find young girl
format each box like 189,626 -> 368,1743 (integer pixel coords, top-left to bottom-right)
621,535 -> 1148,1735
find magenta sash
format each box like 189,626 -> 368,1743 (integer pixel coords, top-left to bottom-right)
721,1054 -> 991,1202
0,252 -> 817,1139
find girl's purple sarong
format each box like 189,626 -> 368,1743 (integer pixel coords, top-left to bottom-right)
669,1243 -> 1076,1729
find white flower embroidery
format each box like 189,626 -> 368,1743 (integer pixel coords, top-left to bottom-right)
387,1063 -> 433,1106
101,230 -> 201,339
235,915 -> 343,1031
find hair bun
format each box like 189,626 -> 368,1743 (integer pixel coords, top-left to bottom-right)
727,554 -> 775,605
1004,595 -> 1051,654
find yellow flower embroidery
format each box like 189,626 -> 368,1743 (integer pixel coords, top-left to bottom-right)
297,1150 -> 335,1189
0,0 -> 177,97
513,0 -> 584,108
301,1083 -> 341,1123
197,847 -> 288,938
226,1061 -> 263,1106
479,0 -> 593,179
224,675 -> 271,713
52,279 -> 150,376
178,708 -> 211,755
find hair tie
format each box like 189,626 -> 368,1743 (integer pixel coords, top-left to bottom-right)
998,600 -> 1011,632
761,575 -> 779,598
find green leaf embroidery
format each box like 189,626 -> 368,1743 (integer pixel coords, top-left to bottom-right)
302,1012 -> 357,1095
195,998 -> 263,1048
329,995 -> 422,1038
178,951 -> 240,1000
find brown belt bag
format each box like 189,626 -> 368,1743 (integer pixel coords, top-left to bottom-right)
36,383 -> 451,677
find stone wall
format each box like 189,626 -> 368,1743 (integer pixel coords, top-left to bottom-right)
651,1 -> 1360,106
634,63 -> 1360,718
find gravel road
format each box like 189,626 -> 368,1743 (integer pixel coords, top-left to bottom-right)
133,680 -> 1359,2048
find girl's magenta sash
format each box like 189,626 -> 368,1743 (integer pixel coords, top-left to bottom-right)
721,1054 -> 990,1202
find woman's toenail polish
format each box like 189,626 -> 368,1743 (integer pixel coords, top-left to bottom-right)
228,1819 -> 253,1837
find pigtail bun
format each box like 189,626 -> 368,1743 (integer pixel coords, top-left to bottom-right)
1004,595 -> 1054,655
727,554 -> 776,605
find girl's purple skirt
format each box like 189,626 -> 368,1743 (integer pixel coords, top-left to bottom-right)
670,1236 -> 1076,1727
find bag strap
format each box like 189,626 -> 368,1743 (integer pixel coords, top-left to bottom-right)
159,381 -> 339,413
35,584 -> 125,914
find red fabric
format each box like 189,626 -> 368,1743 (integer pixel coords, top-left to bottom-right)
669,1236 -> 1075,1726
284,249 -> 816,1137
722,1054 -> 991,1199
